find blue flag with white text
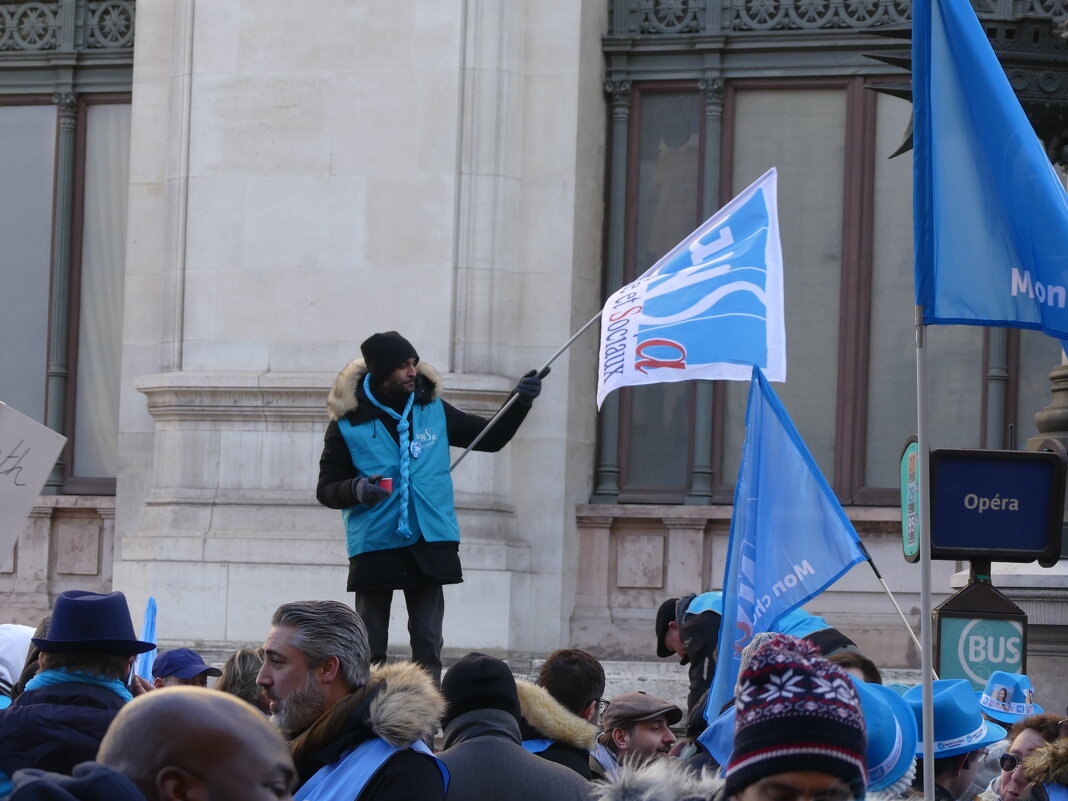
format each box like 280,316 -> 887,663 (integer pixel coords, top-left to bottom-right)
699,367 -> 865,736
596,168 -> 785,407
913,0 -> 1068,337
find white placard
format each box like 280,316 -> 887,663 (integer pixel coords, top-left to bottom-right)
0,401 -> 67,560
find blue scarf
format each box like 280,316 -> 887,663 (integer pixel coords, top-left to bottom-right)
25,667 -> 133,702
363,373 -> 415,537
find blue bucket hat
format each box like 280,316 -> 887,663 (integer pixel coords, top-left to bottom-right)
904,679 -> 1007,758
31,590 -> 155,655
850,676 -> 918,791
975,670 -> 1043,724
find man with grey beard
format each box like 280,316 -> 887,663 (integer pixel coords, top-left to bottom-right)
256,600 -> 447,801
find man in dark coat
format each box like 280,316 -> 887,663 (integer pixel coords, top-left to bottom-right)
518,648 -> 604,778
0,590 -> 155,796
316,331 -> 543,682
256,600 -> 446,801
438,652 -> 591,801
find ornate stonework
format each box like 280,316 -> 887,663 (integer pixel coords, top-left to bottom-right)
0,0 -> 133,53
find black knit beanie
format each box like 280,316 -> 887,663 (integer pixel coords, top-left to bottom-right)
360,331 -> 418,386
441,652 -> 521,727
724,634 -> 868,799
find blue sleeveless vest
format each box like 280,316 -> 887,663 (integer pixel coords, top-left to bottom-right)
338,398 -> 459,557
295,738 -> 448,801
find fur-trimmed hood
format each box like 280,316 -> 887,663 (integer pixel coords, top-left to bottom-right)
1024,737 -> 1068,788
366,661 -> 445,747
326,358 -> 443,421
516,679 -> 598,751
290,660 -> 444,782
591,758 -> 725,801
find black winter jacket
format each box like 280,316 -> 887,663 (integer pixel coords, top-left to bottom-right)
9,763 -> 145,801
0,682 -> 126,780
316,359 -> 531,590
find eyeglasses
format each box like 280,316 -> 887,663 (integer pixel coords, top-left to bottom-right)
1000,753 -> 1021,773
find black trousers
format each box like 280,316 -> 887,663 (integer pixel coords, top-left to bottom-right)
354,582 -> 444,683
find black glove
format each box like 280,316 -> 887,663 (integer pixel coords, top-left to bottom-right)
513,368 -> 548,402
352,475 -> 390,508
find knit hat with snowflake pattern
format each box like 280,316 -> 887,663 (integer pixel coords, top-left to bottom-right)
724,634 -> 868,800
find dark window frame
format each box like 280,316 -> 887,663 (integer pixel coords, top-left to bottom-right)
615,81 -> 705,503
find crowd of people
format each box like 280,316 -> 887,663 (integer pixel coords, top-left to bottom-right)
1,588 -> 1066,801
2,334 -> 1065,799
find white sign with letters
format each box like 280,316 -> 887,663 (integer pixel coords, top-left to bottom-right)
0,401 -> 67,560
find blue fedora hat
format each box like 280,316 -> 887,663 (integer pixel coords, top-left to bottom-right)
976,670 -> 1043,723
850,677 -> 918,791
904,679 -> 1007,758
32,591 -> 155,655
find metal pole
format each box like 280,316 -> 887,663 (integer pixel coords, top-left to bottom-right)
450,311 -> 603,471
916,306 -> 936,800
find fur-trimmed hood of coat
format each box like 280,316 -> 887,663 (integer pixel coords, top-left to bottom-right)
364,661 -> 445,747
290,660 -> 444,783
516,679 -> 598,751
591,758 -> 725,801
1024,738 -> 1068,788
326,358 -> 443,422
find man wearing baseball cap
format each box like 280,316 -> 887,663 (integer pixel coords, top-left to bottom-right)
590,692 -> 682,780
0,591 -> 155,796
152,647 -> 222,688
317,332 -> 545,682
655,592 -> 857,738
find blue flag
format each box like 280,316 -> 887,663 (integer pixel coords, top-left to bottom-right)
597,168 -> 784,407
133,596 -> 157,681
913,0 -> 1068,337
700,367 -> 865,738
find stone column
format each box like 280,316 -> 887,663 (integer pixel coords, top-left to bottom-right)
687,78 -> 724,503
572,513 -> 615,644
44,91 -> 79,489
592,80 -> 631,501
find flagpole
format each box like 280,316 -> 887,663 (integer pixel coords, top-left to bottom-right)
915,306 -> 936,801
855,540 -> 930,665
450,311 -> 603,471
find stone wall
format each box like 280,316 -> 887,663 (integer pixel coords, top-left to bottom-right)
3,496 -> 115,625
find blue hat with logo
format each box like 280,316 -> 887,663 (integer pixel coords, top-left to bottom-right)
975,670 -> 1043,723
850,676 -> 918,791
904,679 -> 1007,758
152,648 -> 222,680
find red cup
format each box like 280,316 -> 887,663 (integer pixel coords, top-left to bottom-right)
378,477 -> 393,493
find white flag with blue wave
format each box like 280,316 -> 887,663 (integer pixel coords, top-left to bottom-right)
596,168 -> 785,408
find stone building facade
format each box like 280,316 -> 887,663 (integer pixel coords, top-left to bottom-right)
3,0 -> 1066,712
